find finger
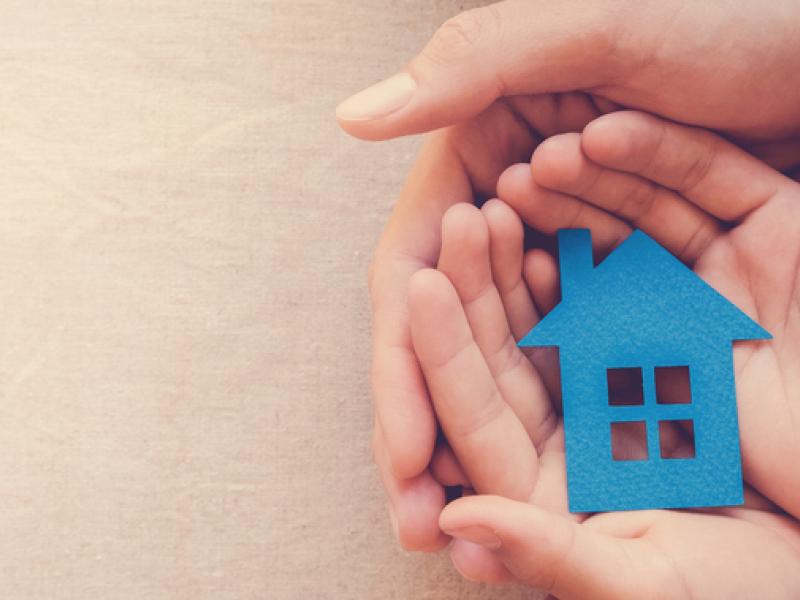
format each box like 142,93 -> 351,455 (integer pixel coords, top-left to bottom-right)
373,425 -> 449,551
497,163 -> 632,256
437,204 -> 555,447
481,198 -> 540,339
370,134 -> 475,481
336,0 -> 628,140
431,442 -> 470,487
581,111 -> 792,221
523,248 -> 559,316
531,132 -> 723,264
441,496 -> 670,599
408,268 -> 536,500
450,539 -> 515,584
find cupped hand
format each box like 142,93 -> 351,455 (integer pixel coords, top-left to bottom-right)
408,112 -> 800,596
499,110 -> 800,519
342,0 -> 800,549
339,0 -> 800,165
367,96 -> 615,550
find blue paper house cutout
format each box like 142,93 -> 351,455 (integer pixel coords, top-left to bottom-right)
519,229 -> 771,513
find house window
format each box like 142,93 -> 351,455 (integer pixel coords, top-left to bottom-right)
610,421 -> 648,461
655,366 -> 691,404
608,366 -> 694,461
606,367 -> 644,405
659,420 -> 696,459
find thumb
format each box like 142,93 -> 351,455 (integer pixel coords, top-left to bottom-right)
440,495 -> 669,599
336,0 -> 626,141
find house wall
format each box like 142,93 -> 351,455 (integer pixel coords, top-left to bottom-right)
560,342 -> 743,512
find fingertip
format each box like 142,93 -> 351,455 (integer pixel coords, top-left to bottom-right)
375,427 -> 449,552
441,202 -> 489,250
431,443 -> 470,487
441,494 -> 563,556
496,163 -> 533,201
335,115 -> 393,142
530,132 -> 583,189
408,268 -> 454,314
394,474 -> 450,552
581,109 -> 650,166
481,198 -> 523,244
377,414 -> 436,480
524,248 -> 557,274
439,493 -> 504,530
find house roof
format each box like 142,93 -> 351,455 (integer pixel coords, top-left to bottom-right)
518,229 -> 771,349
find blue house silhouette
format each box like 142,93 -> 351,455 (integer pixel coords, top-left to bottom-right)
519,229 -> 771,513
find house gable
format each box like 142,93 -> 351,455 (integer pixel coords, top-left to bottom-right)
519,229 -> 771,351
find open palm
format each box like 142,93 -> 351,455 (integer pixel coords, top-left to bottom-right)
408,112 -> 800,596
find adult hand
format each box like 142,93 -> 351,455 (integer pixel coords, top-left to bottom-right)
339,0 -> 800,549
338,0 -> 800,154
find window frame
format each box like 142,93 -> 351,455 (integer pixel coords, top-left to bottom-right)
607,365 -> 695,462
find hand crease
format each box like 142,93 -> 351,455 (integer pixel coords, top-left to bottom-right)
452,387 -> 509,439
676,135 -> 716,197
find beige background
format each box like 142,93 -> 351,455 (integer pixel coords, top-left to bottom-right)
0,1 -> 535,598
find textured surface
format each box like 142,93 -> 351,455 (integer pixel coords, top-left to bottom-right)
0,1 -> 532,598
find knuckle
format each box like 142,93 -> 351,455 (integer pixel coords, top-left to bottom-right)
487,335 -> 524,381
678,220 -> 716,264
425,6 -> 500,65
619,180 -> 659,223
678,137 -> 717,194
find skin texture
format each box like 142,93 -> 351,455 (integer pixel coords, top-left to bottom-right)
338,0 -> 800,553
407,112 -> 800,596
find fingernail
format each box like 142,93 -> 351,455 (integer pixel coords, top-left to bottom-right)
336,72 -> 416,121
445,525 -> 502,550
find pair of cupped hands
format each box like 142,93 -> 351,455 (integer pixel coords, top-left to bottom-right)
337,1 -> 800,597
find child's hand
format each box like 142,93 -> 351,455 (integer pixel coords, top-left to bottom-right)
408,112 -> 800,596
500,110 -> 800,520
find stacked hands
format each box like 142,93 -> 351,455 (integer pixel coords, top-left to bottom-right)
408,113 -> 800,597
337,1 -> 800,597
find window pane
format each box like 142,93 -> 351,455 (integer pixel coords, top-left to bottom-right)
606,367 -> 644,406
655,366 -> 691,404
610,421 -> 648,461
659,420 -> 695,459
